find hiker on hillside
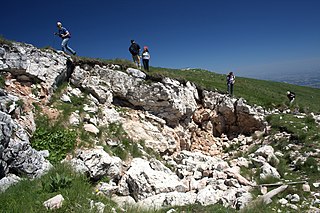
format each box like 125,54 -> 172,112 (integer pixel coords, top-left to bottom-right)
142,46 -> 150,72
54,21 -> 76,55
287,91 -> 295,103
226,72 -> 235,96
129,40 -> 141,68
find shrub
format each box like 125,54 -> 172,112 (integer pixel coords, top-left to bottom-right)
31,115 -> 77,163
42,172 -> 73,193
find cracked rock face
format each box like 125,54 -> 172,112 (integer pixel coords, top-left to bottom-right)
0,111 -> 52,180
0,42 -> 71,99
202,91 -> 265,138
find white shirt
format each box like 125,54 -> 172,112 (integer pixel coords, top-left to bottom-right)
142,51 -> 150,60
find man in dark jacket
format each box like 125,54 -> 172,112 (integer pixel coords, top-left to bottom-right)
287,91 -> 295,103
129,40 -> 141,68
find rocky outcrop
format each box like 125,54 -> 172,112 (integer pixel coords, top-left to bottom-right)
0,92 -> 52,183
201,91 -> 266,138
71,65 -> 199,126
0,42 -> 71,100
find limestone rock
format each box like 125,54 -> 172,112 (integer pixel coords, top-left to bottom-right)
136,191 -> 197,209
0,174 -> 21,192
260,163 -> 281,180
118,158 -> 187,201
65,147 -> 122,181
83,123 -> 99,135
43,194 -> 64,210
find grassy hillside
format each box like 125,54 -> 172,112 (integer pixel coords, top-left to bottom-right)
147,67 -> 320,113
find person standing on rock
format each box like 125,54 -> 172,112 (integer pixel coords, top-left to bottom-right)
55,21 -> 76,55
226,72 -> 235,96
129,40 -> 141,68
142,46 -> 150,72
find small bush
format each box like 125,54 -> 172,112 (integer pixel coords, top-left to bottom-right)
42,172 -> 73,193
301,157 -> 319,175
31,115 -> 77,163
257,175 -> 280,185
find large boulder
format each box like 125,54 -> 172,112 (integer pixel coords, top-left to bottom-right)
118,158 -> 188,201
64,146 -> 123,181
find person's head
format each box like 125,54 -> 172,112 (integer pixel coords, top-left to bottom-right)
287,91 -> 291,95
131,40 -> 135,44
144,46 -> 148,51
229,72 -> 233,75
57,22 -> 62,29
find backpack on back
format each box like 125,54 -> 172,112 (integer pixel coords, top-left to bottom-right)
129,44 -> 138,55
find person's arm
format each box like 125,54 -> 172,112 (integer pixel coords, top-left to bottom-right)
61,31 -> 70,38
60,28 -> 70,38
137,45 -> 141,54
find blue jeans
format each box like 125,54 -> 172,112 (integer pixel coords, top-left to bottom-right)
61,38 -> 76,55
227,83 -> 234,95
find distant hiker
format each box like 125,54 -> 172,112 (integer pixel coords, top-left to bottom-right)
142,46 -> 150,71
129,40 -> 141,68
226,72 -> 235,95
55,21 -> 76,55
287,91 -> 295,103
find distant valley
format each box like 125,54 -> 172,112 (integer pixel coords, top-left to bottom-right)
245,69 -> 320,89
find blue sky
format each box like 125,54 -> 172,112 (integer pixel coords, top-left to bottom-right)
2,0 -> 320,79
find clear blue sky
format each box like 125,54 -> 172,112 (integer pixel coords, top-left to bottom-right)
2,0 -> 320,79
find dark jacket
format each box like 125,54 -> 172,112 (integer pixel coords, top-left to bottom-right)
129,43 -> 141,56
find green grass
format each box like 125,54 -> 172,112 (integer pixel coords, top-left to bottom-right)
267,114 -> 320,154
0,163 -> 118,213
99,123 -> 143,160
0,35 -> 13,46
146,67 -> 320,113
73,56 -> 135,71
31,114 -> 77,163
123,203 -> 237,213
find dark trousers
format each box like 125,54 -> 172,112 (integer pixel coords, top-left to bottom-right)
143,59 -> 149,71
227,83 -> 234,95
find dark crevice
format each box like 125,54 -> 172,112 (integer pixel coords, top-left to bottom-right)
112,96 -> 144,111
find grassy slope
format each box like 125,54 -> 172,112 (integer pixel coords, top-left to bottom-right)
147,67 -> 320,113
